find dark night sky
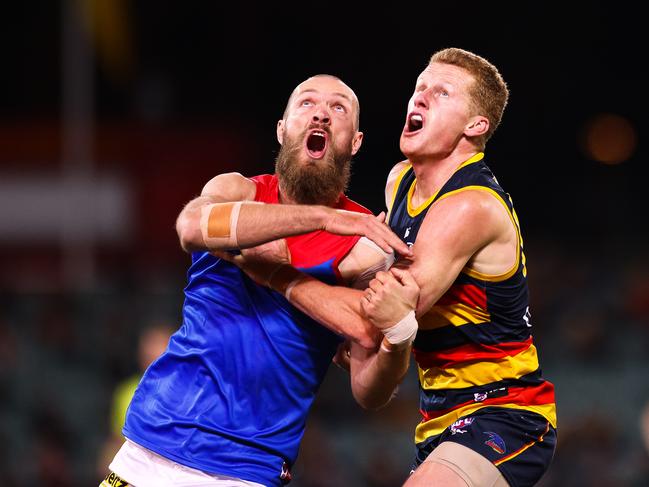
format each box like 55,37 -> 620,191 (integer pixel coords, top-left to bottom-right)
3,2 -> 647,244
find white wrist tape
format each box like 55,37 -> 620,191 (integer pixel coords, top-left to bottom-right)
200,201 -> 243,249
382,310 -> 418,345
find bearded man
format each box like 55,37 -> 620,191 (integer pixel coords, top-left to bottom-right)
101,75 -> 417,487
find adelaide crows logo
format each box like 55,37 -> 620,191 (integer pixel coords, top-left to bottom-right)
484,431 -> 506,454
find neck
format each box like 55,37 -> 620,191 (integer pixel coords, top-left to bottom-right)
409,148 -> 481,203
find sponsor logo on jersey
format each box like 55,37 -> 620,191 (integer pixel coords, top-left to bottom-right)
474,392 -> 488,402
450,417 -> 475,435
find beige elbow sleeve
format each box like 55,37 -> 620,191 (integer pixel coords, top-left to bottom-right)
200,202 -> 242,249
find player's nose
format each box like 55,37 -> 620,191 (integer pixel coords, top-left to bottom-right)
312,104 -> 331,125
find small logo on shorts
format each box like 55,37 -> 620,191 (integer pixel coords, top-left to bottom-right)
102,472 -> 129,487
450,417 -> 474,435
484,431 -> 506,454
280,462 -> 292,484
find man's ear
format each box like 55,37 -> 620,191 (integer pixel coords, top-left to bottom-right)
464,116 -> 489,137
351,131 -> 364,156
277,119 -> 285,145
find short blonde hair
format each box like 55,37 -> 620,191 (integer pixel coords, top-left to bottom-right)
430,48 -> 509,148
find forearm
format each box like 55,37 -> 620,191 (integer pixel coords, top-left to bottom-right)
350,340 -> 411,410
234,203 -> 331,248
273,269 -> 379,349
178,201 -> 332,253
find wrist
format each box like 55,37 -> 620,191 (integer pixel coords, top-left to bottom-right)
316,206 -> 335,231
267,264 -> 302,295
380,336 -> 411,353
381,309 -> 418,346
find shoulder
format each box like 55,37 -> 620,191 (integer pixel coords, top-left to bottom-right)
422,188 -> 510,242
386,160 -> 411,187
437,186 -> 508,218
385,160 -> 411,209
201,172 -> 257,200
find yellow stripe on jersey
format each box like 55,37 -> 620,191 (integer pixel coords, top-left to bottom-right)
419,302 -> 491,330
406,153 -> 485,217
418,344 -> 540,390
414,402 -> 557,443
436,185 -> 522,282
456,151 -> 484,170
407,179 -> 440,217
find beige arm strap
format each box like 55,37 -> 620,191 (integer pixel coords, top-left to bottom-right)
199,201 -> 243,249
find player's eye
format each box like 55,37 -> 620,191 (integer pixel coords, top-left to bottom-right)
333,104 -> 346,113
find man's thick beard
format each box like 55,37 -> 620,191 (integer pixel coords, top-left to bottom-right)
275,132 -> 352,206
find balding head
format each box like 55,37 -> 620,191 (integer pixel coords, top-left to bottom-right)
282,74 -> 360,130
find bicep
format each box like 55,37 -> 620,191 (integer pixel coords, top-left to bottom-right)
405,194 -> 498,314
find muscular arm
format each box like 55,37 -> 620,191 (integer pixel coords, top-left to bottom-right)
278,265 -> 416,410
404,190 -> 508,315
176,172 -> 329,253
265,161 -> 419,408
176,172 -> 410,255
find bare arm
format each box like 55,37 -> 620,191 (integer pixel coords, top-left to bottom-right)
348,268 -> 419,409
219,237 -> 395,349
404,190 -> 507,315
176,172 -> 411,255
176,172 -> 257,252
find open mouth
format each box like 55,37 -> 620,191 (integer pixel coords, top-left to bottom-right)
405,113 -> 424,134
305,130 -> 328,159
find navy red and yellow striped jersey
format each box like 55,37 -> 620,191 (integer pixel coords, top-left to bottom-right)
387,152 -> 556,448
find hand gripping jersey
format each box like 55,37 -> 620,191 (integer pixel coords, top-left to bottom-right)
123,174 -> 370,487
387,153 -> 557,459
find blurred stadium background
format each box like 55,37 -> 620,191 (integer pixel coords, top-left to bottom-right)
1,2 -> 648,485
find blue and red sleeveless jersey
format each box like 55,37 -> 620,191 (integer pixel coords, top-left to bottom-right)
387,153 -> 556,453
123,174 -> 370,486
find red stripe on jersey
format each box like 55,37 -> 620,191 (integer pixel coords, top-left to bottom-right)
420,380 -> 555,421
436,283 -> 487,309
414,337 -> 534,369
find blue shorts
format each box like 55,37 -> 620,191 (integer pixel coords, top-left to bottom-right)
414,407 -> 557,487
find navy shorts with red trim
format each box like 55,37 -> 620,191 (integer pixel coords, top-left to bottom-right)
414,406 -> 557,487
